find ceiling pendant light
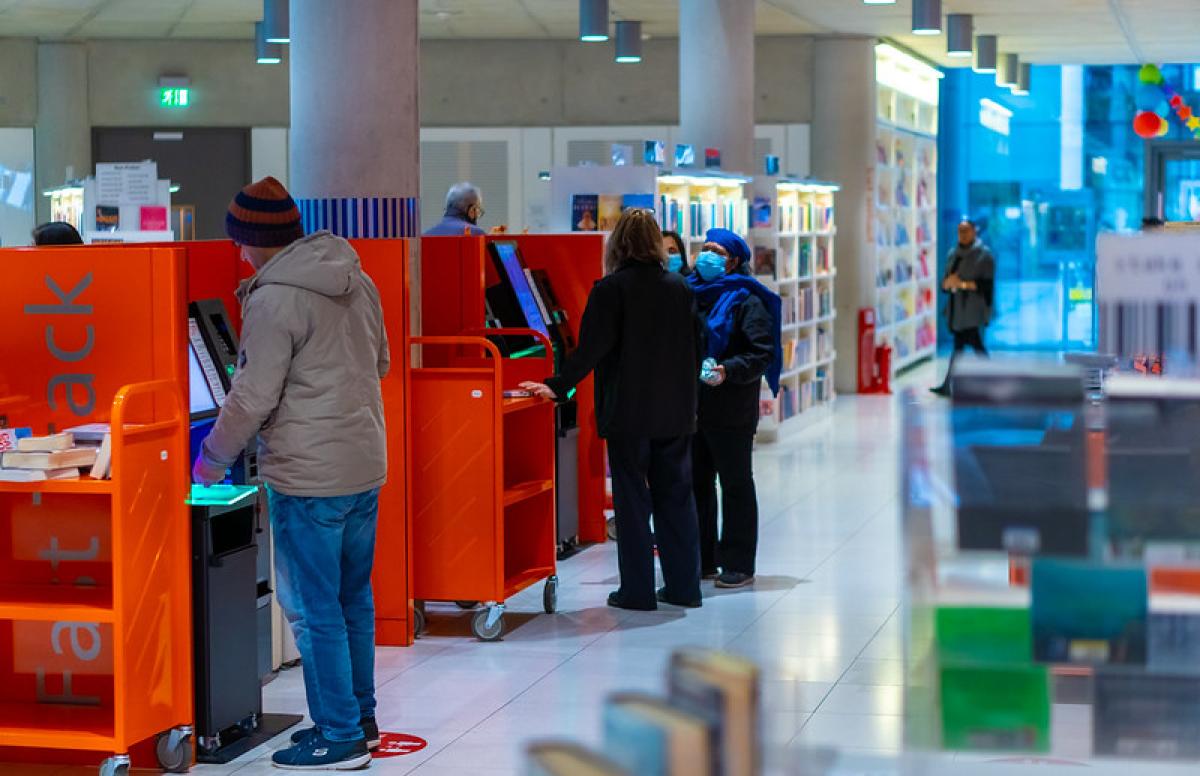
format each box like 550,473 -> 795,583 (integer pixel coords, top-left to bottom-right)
263,0 -> 289,44
947,14 -> 973,58
579,0 -> 609,42
615,20 -> 642,63
255,21 -> 282,64
1012,63 -> 1032,96
973,35 -> 998,74
912,0 -> 942,36
997,53 -> 1020,88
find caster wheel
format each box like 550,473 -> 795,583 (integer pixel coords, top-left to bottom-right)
156,727 -> 194,773
606,516 -> 618,540
543,575 -> 559,614
472,606 -> 505,641
455,600 -> 479,610
99,755 -> 131,776
413,606 -> 426,638
238,713 -> 258,735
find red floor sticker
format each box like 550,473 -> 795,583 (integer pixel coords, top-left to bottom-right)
373,732 -> 429,758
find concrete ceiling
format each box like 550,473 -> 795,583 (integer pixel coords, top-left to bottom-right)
0,0 -> 1194,66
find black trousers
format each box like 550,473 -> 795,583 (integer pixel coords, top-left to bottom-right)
607,435 -> 702,607
937,327 -> 988,390
692,426 -> 758,576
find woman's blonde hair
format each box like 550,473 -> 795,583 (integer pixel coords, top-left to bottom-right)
604,208 -> 667,275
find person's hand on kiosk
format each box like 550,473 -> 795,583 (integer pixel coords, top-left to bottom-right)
192,453 -> 227,486
519,381 -> 558,401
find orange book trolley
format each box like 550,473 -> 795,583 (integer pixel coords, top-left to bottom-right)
0,246 -> 193,776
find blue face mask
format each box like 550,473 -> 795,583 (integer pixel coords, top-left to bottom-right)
695,250 -> 727,282
666,252 -> 684,273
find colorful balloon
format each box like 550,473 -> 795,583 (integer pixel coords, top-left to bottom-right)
1139,64 -> 1164,84
1171,95 -> 1185,108
1134,111 -> 1164,138
1181,107 -> 1194,121
1157,118 -> 1171,137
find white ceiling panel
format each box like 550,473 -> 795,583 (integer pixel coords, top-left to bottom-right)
0,0 -> 1193,65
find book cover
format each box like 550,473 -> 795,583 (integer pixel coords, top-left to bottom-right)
604,693 -> 712,776
1031,559 -> 1148,665
140,205 -> 168,231
95,205 -> 119,232
674,144 -> 695,168
764,155 -> 780,175
0,427 -> 32,453
597,195 -> 622,231
644,140 -> 666,166
704,148 -> 721,169
572,195 -> 599,232
611,144 -> 634,167
64,423 -> 112,443
750,197 -> 772,228
752,247 -> 776,278
525,742 -> 629,776
621,193 -> 655,213
668,649 -> 760,776
90,433 -> 113,480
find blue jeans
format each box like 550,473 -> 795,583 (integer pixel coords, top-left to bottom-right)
269,487 -> 380,743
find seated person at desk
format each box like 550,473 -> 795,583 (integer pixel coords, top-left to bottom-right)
424,181 -> 487,236
193,176 -> 389,771
32,221 -> 84,246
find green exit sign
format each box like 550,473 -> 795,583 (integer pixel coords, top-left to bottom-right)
160,87 -> 190,108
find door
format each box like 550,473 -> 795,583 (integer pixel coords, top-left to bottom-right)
93,128 -> 250,240
1146,141 -> 1200,223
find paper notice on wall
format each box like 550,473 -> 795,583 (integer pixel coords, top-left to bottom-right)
1096,232 -> 1200,302
140,205 -> 168,231
95,161 -> 158,205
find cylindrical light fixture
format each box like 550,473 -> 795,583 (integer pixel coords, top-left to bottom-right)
912,0 -> 942,35
997,53 -> 1020,87
256,21 -> 283,64
863,0 -> 897,4
579,0 -> 609,42
1012,63 -> 1032,95
615,20 -> 642,63
973,35 -> 998,73
947,14 -> 973,58
263,0 -> 289,44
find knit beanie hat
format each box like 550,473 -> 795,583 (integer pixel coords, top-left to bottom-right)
226,176 -> 305,247
705,227 -> 751,267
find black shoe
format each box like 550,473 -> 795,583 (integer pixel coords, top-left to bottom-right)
715,571 -> 755,589
271,732 -> 370,770
657,586 -> 702,608
607,591 -> 657,611
291,718 -> 381,752
701,568 -> 720,581
930,385 -> 950,397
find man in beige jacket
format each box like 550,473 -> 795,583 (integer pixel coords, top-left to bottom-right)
193,176 -> 388,771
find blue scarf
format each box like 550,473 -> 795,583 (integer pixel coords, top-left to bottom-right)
690,273 -> 783,395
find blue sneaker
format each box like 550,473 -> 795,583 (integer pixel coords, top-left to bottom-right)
272,732 -> 370,770
291,718 -> 381,751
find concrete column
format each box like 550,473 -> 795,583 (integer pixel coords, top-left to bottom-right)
678,0 -> 755,174
812,37 -> 877,392
289,0 -> 420,237
35,43 -> 91,225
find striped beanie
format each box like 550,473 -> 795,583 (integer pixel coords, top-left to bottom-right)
226,176 -> 305,247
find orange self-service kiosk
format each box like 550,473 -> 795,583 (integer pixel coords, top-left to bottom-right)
0,245 -> 192,775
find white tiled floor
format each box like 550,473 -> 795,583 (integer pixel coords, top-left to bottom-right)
171,368 -> 915,776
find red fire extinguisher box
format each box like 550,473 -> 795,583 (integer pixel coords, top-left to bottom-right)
857,308 -> 892,395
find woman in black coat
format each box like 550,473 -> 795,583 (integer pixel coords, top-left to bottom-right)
690,228 -> 782,589
522,209 -> 703,610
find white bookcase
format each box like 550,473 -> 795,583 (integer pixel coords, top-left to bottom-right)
751,178 -> 838,439
875,43 -> 940,373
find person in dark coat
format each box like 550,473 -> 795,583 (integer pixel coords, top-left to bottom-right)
423,181 -> 486,236
690,228 -> 782,589
522,209 -> 703,610
932,219 -> 995,396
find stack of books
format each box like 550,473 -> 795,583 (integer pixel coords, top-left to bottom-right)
525,649 -> 761,776
0,430 -> 101,482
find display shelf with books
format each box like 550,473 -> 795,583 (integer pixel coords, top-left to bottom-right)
752,178 -> 840,441
874,42 -> 940,375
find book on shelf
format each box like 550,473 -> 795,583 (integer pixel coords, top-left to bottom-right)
0,466 -> 81,482
752,247 -> 776,279
668,648 -> 760,776
0,426 -> 32,452
603,692 -> 714,776
90,433 -> 113,480
572,195 -> 599,232
526,742 -> 629,776
750,197 -> 772,229
16,432 -> 74,452
597,195 -> 622,232
621,193 -> 655,213
1,447 -> 98,470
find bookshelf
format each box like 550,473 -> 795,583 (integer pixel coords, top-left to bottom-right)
875,43 -> 940,374
750,179 -> 839,438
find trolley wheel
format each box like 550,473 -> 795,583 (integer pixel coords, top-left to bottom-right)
99,755 -> 131,776
455,600 -> 479,610
413,605 -> 426,638
155,727 -> 194,773
238,713 -> 259,735
606,516 -> 618,540
543,575 -> 559,614
472,605 -> 505,641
